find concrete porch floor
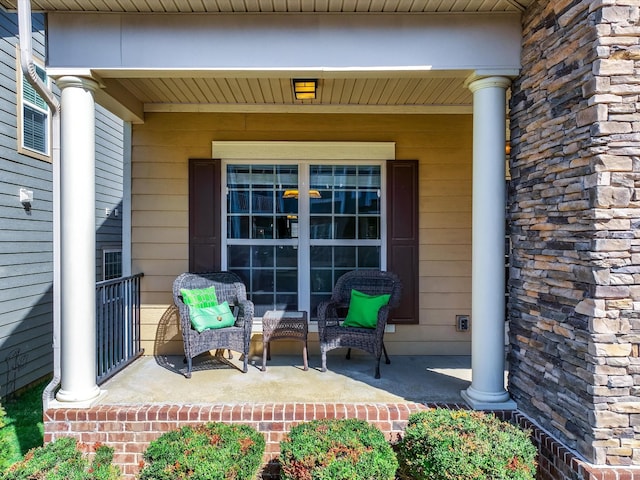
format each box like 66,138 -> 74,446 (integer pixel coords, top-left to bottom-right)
98,353 -> 476,405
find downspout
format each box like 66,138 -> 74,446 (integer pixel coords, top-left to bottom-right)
18,0 -> 62,410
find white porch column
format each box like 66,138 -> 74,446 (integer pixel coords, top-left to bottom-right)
55,76 -> 102,404
461,76 -> 516,410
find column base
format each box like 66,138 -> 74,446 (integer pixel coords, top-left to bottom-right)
55,385 -> 103,408
461,387 -> 517,411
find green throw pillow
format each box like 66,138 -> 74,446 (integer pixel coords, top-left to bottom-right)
342,289 -> 391,329
189,301 -> 236,332
181,286 -> 218,308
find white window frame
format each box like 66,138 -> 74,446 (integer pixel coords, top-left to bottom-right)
102,248 -> 123,281
214,141 -> 395,316
16,47 -> 51,161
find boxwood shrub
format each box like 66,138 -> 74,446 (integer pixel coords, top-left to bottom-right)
396,409 -> 537,480
138,422 -> 265,480
279,418 -> 398,480
2,436 -> 121,480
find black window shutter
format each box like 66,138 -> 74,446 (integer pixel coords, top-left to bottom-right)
387,160 -> 419,324
189,159 -> 221,273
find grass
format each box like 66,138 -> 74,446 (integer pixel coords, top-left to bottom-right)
0,379 -> 47,471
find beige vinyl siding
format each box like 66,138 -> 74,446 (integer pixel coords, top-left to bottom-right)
132,112 -> 473,357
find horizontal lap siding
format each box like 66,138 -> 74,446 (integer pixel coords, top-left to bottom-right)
95,106 -> 124,281
0,12 -> 125,393
132,112 -> 473,356
0,12 -> 53,395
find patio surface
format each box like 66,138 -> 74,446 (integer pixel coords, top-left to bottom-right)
97,353 -> 476,405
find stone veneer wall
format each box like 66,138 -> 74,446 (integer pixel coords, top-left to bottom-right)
509,0 -> 640,467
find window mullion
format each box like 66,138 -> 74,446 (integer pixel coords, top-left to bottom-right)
298,163 -> 311,315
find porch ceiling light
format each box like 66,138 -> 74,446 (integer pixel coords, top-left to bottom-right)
283,189 -> 321,199
292,79 -> 317,100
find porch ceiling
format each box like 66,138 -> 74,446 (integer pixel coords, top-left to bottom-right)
5,1 -> 529,121
1,0 -> 533,13
104,73 -> 474,115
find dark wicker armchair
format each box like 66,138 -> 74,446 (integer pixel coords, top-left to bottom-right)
172,272 -> 254,378
317,270 -> 402,379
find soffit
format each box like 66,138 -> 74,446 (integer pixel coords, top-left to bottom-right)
113,75 -> 473,112
0,0 -> 533,13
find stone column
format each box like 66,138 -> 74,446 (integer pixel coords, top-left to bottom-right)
461,76 -> 516,410
55,76 -> 102,404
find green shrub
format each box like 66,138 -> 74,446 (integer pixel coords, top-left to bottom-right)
2,436 -> 121,479
138,422 -> 265,480
396,409 -> 537,480
279,418 -> 398,480
0,404 -> 11,472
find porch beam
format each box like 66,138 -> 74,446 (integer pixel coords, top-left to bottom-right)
55,76 -> 103,405
461,75 -> 516,410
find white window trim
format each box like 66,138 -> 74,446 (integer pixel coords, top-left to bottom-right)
16,46 -> 51,162
212,141 -> 395,161
215,141 -> 395,320
102,247 -> 123,281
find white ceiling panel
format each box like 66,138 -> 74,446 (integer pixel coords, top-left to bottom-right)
0,0 -> 532,12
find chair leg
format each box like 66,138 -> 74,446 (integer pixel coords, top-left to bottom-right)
383,343 -> 391,365
346,348 -> 351,360
262,341 -> 268,372
321,350 -> 327,372
375,357 -> 381,379
242,354 -> 248,373
185,357 -> 192,379
228,349 -> 233,360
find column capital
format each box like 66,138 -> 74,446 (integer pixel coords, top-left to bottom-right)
468,76 -> 512,93
56,75 -> 100,92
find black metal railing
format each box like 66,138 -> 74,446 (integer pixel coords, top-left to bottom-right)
96,273 -> 144,384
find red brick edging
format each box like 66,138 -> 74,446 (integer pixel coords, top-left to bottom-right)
44,402 -> 429,478
45,403 -> 640,480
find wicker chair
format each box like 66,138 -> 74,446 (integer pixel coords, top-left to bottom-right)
317,270 -> 402,379
172,272 -> 254,378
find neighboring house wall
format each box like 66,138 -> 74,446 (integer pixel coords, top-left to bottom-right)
0,12 -> 125,396
133,112 -> 473,357
509,0 -> 640,466
95,107 -> 124,282
0,12 -> 53,397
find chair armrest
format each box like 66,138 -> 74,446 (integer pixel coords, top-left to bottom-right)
375,304 -> 392,331
176,302 -> 195,333
236,299 -> 255,334
317,300 -> 347,329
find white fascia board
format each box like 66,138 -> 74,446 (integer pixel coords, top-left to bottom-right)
47,13 -> 523,72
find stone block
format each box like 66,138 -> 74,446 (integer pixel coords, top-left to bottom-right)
577,104 -> 609,127
609,376 -> 635,387
590,316 -> 622,333
611,402 -> 640,414
593,409 -> 630,428
592,186 -> 632,207
601,6 -> 635,23
594,154 -> 633,171
589,342 -> 633,356
594,238 -> 631,251
592,121 -> 633,136
593,59 -> 635,76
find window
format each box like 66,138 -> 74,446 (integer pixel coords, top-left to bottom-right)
224,162 -> 383,318
103,249 -> 123,280
309,165 -> 382,317
17,54 -> 50,160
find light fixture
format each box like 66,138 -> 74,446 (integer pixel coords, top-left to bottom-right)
283,189 -> 321,199
292,79 -> 317,100
19,187 -> 33,212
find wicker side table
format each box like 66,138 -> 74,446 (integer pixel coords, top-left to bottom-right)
262,310 -> 308,372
